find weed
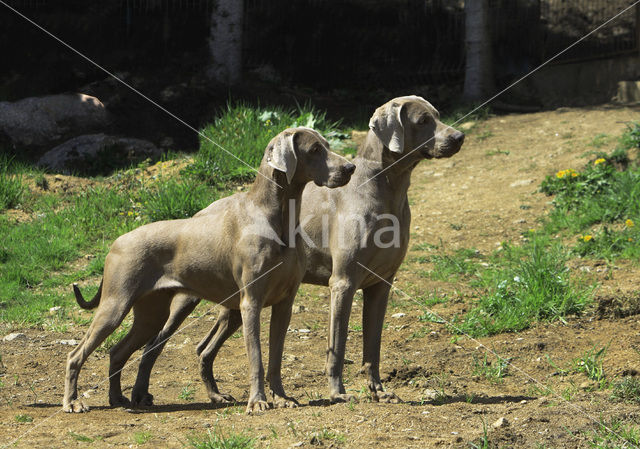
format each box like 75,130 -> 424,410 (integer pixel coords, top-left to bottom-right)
310,428 -> 345,444
469,419 -> 492,449
585,418 -> 640,448
187,430 -> 254,449
68,431 -> 94,443
421,248 -> 481,281
611,377 -> 640,403
179,384 -> 196,402
15,414 -> 33,423
485,148 -> 510,156
472,353 -> 510,382
573,344 -> 608,384
132,431 -> 153,444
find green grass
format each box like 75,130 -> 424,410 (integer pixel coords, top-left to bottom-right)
539,124 -> 640,260
132,431 -> 153,445
585,418 -> 640,448
179,384 -> 196,402
138,177 -> 220,221
453,235 -> 592,337
471,353 -> 510,383
611,377 -> 640,403
185,102 -> 348,185
0,188 -> 144,324
418,248 -> 481,281
186,430 -> 254,449
14,413 -> 33,423
573,344 -> 608,385
0,155 -> 27,211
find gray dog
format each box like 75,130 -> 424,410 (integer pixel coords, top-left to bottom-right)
128,95 -> 465,406
64,127 -> 355,414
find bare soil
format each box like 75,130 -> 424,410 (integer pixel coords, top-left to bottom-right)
2,104 -> 640,448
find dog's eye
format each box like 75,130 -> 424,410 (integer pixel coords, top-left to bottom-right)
310,145 -> 321,154
418,116 -> 429,125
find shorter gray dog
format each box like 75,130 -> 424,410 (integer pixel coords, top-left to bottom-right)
64,127 -> 355,414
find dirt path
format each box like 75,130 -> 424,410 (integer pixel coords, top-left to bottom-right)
2,104 -> 640,448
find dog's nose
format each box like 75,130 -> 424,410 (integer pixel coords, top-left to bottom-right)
451,131 -> 465,144
344,163 -> 356,175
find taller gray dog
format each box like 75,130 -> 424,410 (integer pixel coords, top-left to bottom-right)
64,127 -> 355,414
130,95 -> 465,405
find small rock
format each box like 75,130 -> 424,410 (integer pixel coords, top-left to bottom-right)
391,312 -> 406,318
56,339 -> 79,346
492,417 -> 509,429
513,219 -> 526,224
292,304 -> 306,314
290,442 -> 304,448
298,328 -> 311,333
422,389 -> 439,400
49,306 -> 62,314
3,332 -> 27,342
510,179 -> 534,188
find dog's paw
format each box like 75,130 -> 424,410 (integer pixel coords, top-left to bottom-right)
372,390 -> 402,403
131,391 -> 154,407
63,399 -> 90,413
273,394 -> 299,409
109,393 -> 132,408
245,399 -> 271,414
329,393 -> 358,404
209,392 -> 236,404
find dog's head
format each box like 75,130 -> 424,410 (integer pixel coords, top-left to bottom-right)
369,95 -> 464,160
266,127 -> 355,188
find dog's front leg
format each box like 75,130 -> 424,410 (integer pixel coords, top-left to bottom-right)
267,294 -> 299,408
326,275 -> 357,403
240,291 -> 270,414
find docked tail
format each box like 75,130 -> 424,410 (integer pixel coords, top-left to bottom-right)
73,280 -> 103,310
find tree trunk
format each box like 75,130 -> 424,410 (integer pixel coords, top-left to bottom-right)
208,0 -> 244,86
463,0 -> 493,102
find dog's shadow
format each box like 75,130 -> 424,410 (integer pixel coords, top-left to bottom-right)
25,394 -> 536,413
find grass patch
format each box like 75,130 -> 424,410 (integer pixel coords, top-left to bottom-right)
186,430 -> 254,449
585,418 -> 640,448
453,235 -> 592,337
138,177 -> 219,221
0,155 -> 27,211
471,353 -> 510,383
611,376 -> 640,403
540,124 -> 640,260
186,102 -> 348,185
418,248 -> 481,281
0,188 -> 143,324
573,344 -> 608,386
14,413 -> 33,423
132,431 -> 153,445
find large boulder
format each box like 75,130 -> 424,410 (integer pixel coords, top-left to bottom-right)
38,133 -> 161,175
0,93 -> 110,151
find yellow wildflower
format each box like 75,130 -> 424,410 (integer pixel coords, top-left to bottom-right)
625,219 -> 635,228
594,158 -> 606,165
556,169 -> 578,179
127,211 -> 134,217
581,234 -> 593,242
629,238 -> 634,242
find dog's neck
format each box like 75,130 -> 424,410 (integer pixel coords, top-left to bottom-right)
356,130 -> 417,201
248,163 -> 305,246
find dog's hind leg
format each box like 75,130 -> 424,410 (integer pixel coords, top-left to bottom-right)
108,291 -> 172,408
131,294 -> 200,407
63,295 -> 134,413
198,307 -> 242,403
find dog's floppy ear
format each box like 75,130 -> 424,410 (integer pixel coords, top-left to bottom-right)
369,102 -> 405,153
267,132 -> 297,184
